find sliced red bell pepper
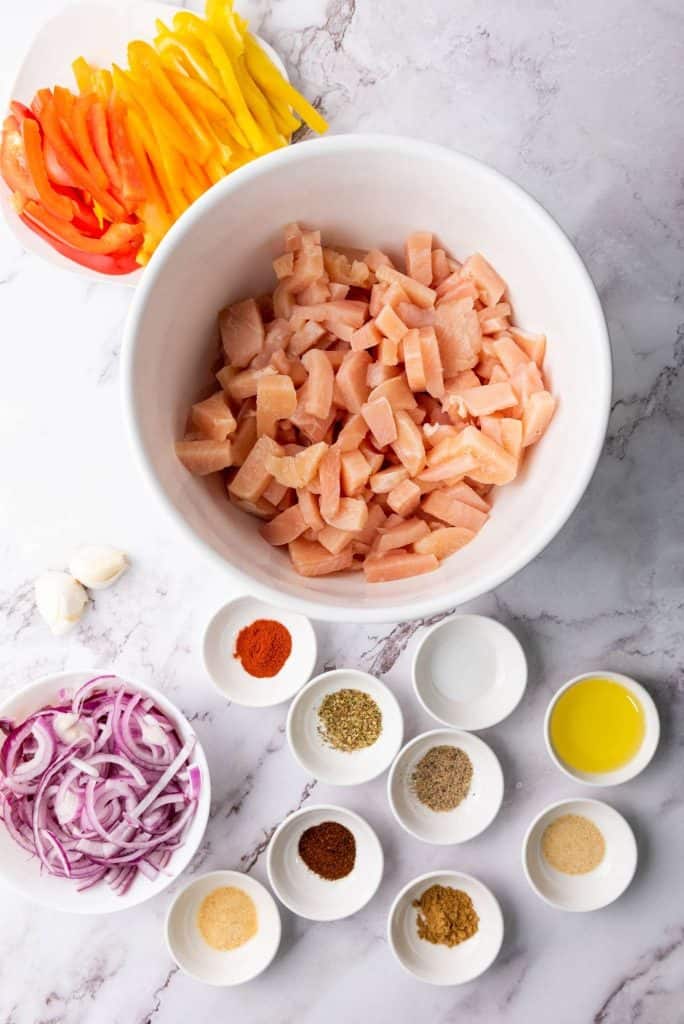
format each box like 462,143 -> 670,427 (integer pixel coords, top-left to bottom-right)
1,115 -> 38,199
23,199 -> 142,254
10,101 -> 36,123
20,212 -> 140,274
52,185 -> 102,235
21,117 -> 74,220
86,99 -> 122,192
71,94 -> 109,191
34,93 -> 126,222
107,93 -> 146,207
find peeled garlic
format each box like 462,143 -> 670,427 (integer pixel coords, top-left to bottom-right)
34,571 -> 88,635
68,545 -> 128,590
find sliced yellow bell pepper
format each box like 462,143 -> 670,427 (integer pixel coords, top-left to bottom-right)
119,63 -> 196,159
234,60 -> 285,148
72,57 -> 94,95
128,41 -> 213,164
244,33 -> 328,135
154,26 -> 226,100
93,69 -> 113,103
172,12 -> 265,153
205,0 -> 244,58
163,67 -> 245,151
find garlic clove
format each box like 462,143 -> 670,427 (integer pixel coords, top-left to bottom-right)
68,545 -> 128,590
34,571 -> 88,635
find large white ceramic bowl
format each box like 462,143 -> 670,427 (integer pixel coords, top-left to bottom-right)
122,134 -> 611,622
0,670 -> 210,914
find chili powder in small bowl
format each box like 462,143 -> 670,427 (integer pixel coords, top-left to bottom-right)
203,596 -> 317,707
267,804 -> 384,921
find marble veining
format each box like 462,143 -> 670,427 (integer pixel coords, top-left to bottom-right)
1,0 -> 683,1021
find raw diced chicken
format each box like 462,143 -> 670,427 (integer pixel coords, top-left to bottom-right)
375,265 -> 436,309
368,374 -> 417,410
231,414 -> 257,466
364,248 -> 394,271
500,417 -> 524,459
434,303 -> 482,375
359,440 -> 384,474
403,329 -> 427,391
375,304 -> 409,343
337,414 -> 368,452
363,551 -> 438,582
301,349 -> 334,419
392,410 -> 426,476
229,436 -> 282,501
414,526 -> 476,558
266,442 -> 328,487
291,300 -> 368,329
318,524 -> 355,554
397,303 -> 436,328
319,446 -> 342,521
322,497 -> 368,531
362,397 -> 398,447
419,327 -> 445,399
263,478 -> 289,507
351,321 -> 383,351
369,282 -> 389,317
405,231 -> 433,286
336,351 -> 372,412
323,248 -> 371,287
175,440 -> 233,475
422,490 -> 489,531
380,282 -> 410,310
462,252 -> 506,306
379,335 -> 400,365
297,279 -> 331,305
376,517 -> 430,553
460,381 -> 517,417
370,465 -> 409,493
273,252 -> 294,279
367,363 -> 400,388
340,450 -> 372,496
296,488 -> 325,531
447,425 -> 518,485
220,298 -> 265,368
289,320 -> 327,357
509,326 -> 546,367
387,478 -> 421,516
273,281 -> 295,320
522,390 -> 556,446
191,391 -> 237,440
431,249 -> 450,286
260,504 -> 307,545
220,365 -> 276,401
418,454 -> 478,482
288,538 -> 353,576
256,374 -> 297,438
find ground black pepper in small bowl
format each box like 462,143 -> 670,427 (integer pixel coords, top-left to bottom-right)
412,745 -> 473,812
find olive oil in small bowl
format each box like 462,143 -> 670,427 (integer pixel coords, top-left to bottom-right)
544,671 -> 659,785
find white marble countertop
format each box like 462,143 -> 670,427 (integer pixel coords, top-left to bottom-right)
1,1 -> 682,1021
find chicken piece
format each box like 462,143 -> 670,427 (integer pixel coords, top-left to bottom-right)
369,465 -> 409,493
460,381 -> 517,417
219,365 -> 276,401
336,413 -> 368,452
175,439 -> 233,475
419,327 -> 445,399
319,446 -> 342,521
363,551 -> 438,582
266,441 -> 328,488
522,390 -> 556,446
273,252 -> 294,279
229,436 -> 282,501
387,478 -> 421,516
376,517 -> 430,553
492,336 -> 529,376
396,302 -> 436,329
191,391 -> 237,440
219,298 -> 264,368
256,374 -> 297,438
414,526 -> 476,559
318,524 -> 355,554
422,490 -> 489,531
434,302 -> 483,375
341,451 -> 371,496
430,249 -> 451,286
376,264 -> 436,308
260,504 -> 308,545
335,351 -> 372,413
509,326 -> 546,368
462,252 -> 507,306
296,488 -> 325,531
301,349 -> 334,419
375,304 -> 409,344
323,248 -> 371,287
231,414 -> 257,467
351,321 -> 383,352
288,538 -> 353,576
404,231 -> 433,286
322,497 -> 368,531
391,410 -> 426,476
362,397 -> 398,447
403,329 -> 427,391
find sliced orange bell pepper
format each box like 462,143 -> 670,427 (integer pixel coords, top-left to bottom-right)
24,199 -> 142,253
1,115 -> 39,200
53,86 -> 79,150
128,41 -> 213,164
34,92 -> 126,222
86,99 -> 122,193
71,94 -> 109,191
116,63 -> 195,159
21,117 -> 74,220
107,92 -> 146,207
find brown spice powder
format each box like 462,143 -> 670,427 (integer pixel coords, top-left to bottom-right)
197,886 -> 258,951
413,884 -> 479,947
298,821 -> 356,880
541,813 -> 606,875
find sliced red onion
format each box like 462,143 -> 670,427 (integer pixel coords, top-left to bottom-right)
0,676 -> 201,896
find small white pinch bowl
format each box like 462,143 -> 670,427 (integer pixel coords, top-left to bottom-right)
544,670 -> 660,786
267,804 -> 383,921
522,798 -> 638,912
203,595 -> 317,708
165,869 -> 281,985
388,729 -> 503,845
0,670 -> 210,914
413,614 -> 527,730
388,870 -> 504,985
286,669 -> 403,785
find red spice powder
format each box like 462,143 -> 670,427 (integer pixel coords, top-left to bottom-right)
234,619 -> 292,678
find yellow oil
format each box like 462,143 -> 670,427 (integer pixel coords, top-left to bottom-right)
550,677 -> 645,773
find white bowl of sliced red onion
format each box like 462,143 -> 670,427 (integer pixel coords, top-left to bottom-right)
0,670 -> 210,913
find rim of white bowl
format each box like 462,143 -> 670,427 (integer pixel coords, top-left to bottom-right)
164,869 -> 282,985
387,869 -> 504,984
286,668 -> 404,785
543,670 -> 660,786
0,669 -> 211,914
121,133 -> 612,623
411,614 -> 528,730
521,797 -> 638,911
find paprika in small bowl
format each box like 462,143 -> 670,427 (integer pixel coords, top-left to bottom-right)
202,595 -> 317,708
